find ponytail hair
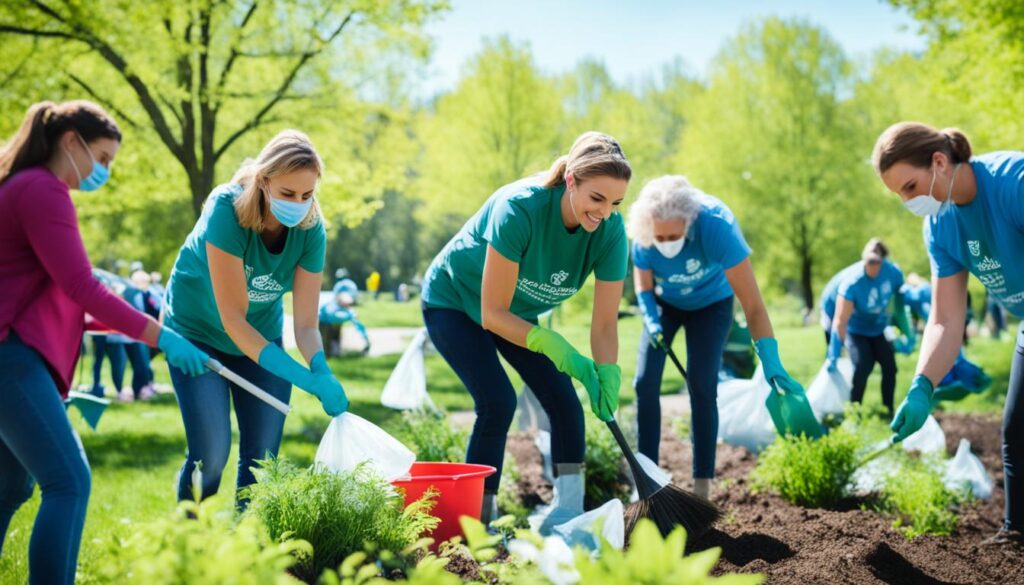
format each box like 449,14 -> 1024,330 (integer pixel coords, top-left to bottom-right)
0,100 -> 121,185
542,131 -> 632,189
872,121 -> 972,175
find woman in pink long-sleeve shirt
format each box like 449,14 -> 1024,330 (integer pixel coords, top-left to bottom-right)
0,100 -> 208,585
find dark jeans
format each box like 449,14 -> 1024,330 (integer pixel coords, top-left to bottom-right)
91,334 -> 126,396
848,332 -> 897,415
634,296 -> 734,478
124,342 -> 153,397
1003,321 -> 1024,531
0,333 -> 91,585
168,337 -> 290,508
423,307 -> 585,492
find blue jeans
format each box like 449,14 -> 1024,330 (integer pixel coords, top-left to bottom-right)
91,334 -> 126,396
423,307 -> 585,492
634,296 -> 733,478
124,342 -> 153,397
169,337 -> 290,508
0,334 -> 91,585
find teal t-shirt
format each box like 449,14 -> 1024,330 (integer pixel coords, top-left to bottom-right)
422,179 -> 628,324
164,183 -> 327,354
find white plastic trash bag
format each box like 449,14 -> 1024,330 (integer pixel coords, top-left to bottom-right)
717,365 -> 776,451
901,415 -> 946,454
380,329 -> 435,411
553,498 -> 625,552
944,439 -> 993,500
805,357 -> 854,421
315,413 -> 416,481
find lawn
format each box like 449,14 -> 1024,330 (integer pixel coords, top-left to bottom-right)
0,297 -> 1016,583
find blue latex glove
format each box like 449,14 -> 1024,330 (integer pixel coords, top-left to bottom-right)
891,374 -> 934,442
826,332 -> 843,371
637,290 -> 664,348
310,350 -> 331,376
893,335 -> 915,355
754,337 -> 805,395
158,328 -> 210,376
259,345 -> 347,417
310,372 -> 348,417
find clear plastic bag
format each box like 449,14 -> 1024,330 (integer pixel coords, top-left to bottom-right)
944,438 -> 993,500
380,329 -> 436,411
315,412 -> 416,481
717,365 -> 777,451
553,498 -> 625,552
901,415 -> 946,454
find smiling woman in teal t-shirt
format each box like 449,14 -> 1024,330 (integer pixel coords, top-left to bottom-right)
422,132 -> 631,530
874,122 -> 1024,546
164,130 -> 346,507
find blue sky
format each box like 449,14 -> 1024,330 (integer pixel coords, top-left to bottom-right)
419,0 -> 926,94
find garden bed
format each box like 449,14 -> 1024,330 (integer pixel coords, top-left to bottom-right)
505,412 -> 1023,584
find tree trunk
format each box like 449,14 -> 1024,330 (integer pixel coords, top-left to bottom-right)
800,252 -> 814,314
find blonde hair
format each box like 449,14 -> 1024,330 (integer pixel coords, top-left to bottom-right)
229,130 -> 324,231
627,175 -> 703,248
872,122 -> 973,175
541,131 -> 631,189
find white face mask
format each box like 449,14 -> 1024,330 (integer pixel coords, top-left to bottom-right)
653,237 -> 684,258
904,163 -> 960,217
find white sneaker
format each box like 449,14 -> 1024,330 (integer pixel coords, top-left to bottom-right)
117,389 -> 135,403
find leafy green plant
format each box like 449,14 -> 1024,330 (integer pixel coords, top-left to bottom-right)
583,413 -> 631,507
399,409 -> 468,463
879,458 -> 964,538
751,427 -> 860,507
319,544 -> 462,585
241,457 -> 439,583
498,451 -> 531,524
96,497 -> 308,584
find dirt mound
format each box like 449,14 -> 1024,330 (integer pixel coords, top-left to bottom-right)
504,413 -> 1023,584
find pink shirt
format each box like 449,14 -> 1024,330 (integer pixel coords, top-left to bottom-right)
0,167 -> 150,396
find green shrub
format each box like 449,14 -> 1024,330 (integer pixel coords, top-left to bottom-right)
399,409 -> 468,463
751,427 -> 860,508
583,413 -> 631,507
241,458 -> 439,583
879,458 -> 963,538
497,452 -> 531,525
96,497 -> 308,584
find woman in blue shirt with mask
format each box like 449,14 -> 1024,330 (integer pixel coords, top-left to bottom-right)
628,175 -> 802,500
873,122 -> 1024,546
825,239 -> 912,416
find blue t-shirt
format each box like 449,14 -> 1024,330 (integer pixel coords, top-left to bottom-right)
900,283 -> 932,320
820,262 -> 861,321
924,152 -> 1024,318
836,260 -> 904,337
632,192 -> 751,311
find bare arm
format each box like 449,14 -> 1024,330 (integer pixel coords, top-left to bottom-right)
633,266 -> 654,294
480,244 -> 534,346
591,279 -> 623,364
292,266 -> 325,364
725,258 -> 774,340
831,296 -> 854,342
916,271 -> 968,385
207,242 -> 275,362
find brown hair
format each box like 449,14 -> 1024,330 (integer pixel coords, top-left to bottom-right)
0,100 -> 121,185
542,131 -> 632,189
228,130 -> 323,231
872,122 -> 973,175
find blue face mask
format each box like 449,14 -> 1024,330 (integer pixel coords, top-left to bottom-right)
64,132 -> 110,192
268,189 -> 313,228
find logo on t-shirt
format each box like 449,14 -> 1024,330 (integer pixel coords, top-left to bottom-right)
245,264 -> 284,303
550,270 -> 569,286
968,241 -> 981,257
686,259 -> 701,274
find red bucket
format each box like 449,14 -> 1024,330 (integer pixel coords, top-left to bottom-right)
392,462 -> 496,547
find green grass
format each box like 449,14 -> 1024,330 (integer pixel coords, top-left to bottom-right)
1,298 -> 1015,583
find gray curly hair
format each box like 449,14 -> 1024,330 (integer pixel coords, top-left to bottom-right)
626,175 -> 703,247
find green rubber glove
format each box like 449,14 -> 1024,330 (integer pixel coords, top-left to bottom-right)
526,326 -> 601,408
754,337 -> 805,395
891,374 -> 934,442
893,297 -> 913,338
594,363 -> 621,422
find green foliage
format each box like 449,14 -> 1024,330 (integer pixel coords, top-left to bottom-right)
752,427 -> 861,508
241,458 -> 439,583
878,458 -> 963,538
497,452 -> 531,524
319,544 -> 462,585
95,497 -> 309,584
398,409 -> 468,463
583,413 -> 631,508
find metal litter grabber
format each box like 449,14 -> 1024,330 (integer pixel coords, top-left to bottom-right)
205,358 -> 291,415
